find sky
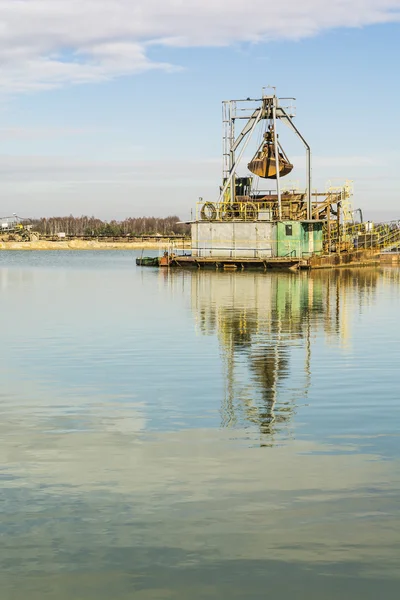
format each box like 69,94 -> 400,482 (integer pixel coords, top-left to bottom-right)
0,0 -> 400,221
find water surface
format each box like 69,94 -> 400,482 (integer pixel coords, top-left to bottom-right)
1,251 -> 400,599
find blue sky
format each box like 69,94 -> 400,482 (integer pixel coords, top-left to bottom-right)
0,1 -> 399,220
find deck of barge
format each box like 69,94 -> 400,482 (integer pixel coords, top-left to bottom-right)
168,255 -> 307,270
136,249 -> 383,270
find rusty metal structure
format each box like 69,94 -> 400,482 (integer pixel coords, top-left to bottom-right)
191,90 -> 363,257
136,89 -> 400,271
220,90 -> 312,220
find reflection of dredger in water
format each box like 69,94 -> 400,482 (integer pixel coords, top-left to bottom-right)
190,272 -> 317,439
187,268 -> 380,442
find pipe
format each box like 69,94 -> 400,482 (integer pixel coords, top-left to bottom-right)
306,149 -> 312,220
279,109 -> 312,220
230,105 -> 236,204
272,99 -> 282,220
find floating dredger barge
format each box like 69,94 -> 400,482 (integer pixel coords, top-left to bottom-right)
138,90 -> 400,270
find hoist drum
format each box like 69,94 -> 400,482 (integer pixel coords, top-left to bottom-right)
200,202 -> 217,221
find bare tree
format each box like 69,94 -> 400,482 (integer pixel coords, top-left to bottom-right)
30,215 -> 190,237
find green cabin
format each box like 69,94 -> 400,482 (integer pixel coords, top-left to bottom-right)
276,221 -> 323,258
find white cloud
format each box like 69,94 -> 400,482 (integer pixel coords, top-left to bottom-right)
0,0 -> 399,92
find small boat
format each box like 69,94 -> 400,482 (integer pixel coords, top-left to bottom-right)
248,127 -> 293,179
136,256 -> 159,267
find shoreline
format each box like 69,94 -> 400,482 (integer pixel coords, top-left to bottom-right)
0,239 -> 191,251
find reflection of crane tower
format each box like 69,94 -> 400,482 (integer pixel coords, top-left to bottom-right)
189,269 -> 380,442
160,267 -> 380,443
191,272 -> 325,442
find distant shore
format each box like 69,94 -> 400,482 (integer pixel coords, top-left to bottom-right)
0,238 -> 191,251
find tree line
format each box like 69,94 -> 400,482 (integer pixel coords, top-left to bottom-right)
29,215 -> 190,237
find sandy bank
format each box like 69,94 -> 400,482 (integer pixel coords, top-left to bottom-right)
0,239 -> 191,251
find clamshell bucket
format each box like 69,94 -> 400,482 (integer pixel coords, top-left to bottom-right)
248,129 -> 293,179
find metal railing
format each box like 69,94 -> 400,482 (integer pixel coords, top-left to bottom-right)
196,201 -> 274,222
195,200 -> 327,222
195,190 -> 352,223
323,220 -> 400,253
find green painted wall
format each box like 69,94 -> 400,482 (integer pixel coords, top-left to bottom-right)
312,222 -> 323,255
276,221 -> 323,257
276,221 -> 302,257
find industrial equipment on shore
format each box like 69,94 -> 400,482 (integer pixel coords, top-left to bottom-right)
0,215 -> 36,241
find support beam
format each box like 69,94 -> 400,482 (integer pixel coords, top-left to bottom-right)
217,107 -> 264,204
279,108 -> 312,220
272,99 -> 282,220
231,108 -> 263,152
327,203 -> 331,253
230,111 -> 236,204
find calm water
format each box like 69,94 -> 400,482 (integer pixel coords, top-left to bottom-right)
1,251 -> 400,599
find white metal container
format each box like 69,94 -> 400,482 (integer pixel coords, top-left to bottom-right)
191,221 -> 277,259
